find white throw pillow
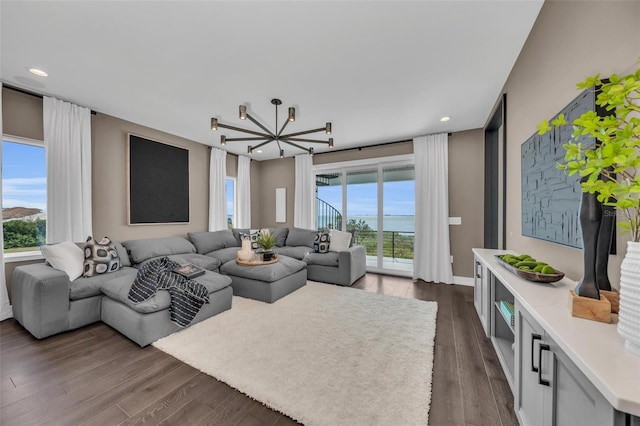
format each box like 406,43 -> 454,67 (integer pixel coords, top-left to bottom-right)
41,241 -> 84,281
329,229 -> 352,252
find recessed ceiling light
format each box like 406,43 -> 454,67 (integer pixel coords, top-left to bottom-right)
256,149 -> 263,153
440,116 -> 451,122
28,68 -> 48,77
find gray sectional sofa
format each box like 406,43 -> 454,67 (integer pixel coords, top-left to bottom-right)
10,227 -> 366,346
12,237 -> 233,346
188,227 -> 367,287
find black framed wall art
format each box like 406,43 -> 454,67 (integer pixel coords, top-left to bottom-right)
126,134 -> 190,224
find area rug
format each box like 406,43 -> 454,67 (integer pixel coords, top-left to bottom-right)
153,281 -> 437,425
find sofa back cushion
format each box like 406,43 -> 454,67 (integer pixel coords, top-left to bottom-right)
122,237 -> 196,264
269,227 -> 289,247
188,230 -> 238,254
286,227 -> 317,248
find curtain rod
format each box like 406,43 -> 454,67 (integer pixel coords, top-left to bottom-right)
2,83 -> 97,115
314,133 -> 452,156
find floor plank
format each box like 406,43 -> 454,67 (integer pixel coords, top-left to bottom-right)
0,274 -> 515,426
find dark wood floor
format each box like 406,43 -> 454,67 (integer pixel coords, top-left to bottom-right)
0,274 -> 518,426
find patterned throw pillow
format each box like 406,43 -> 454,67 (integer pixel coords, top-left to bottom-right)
313,230 -> 331,253
240,229 -> 261,250
84,236 -> 121,277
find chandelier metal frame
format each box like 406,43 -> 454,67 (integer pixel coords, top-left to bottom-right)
211,98 -> 333,157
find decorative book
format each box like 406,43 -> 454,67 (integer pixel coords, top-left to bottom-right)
499,300 -> 515,326
173,263 -> 205,279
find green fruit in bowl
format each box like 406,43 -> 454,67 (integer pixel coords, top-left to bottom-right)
541,265 -> 556,274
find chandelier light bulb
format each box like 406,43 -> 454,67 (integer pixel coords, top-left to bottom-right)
280,149 -> 284,158
247,145 -> 252,155
28,68 -> 48,77
220,135 -> 226,146
211,118 -> 218,131
309,147 -> 314,156
325,122 -> 332,135
288,107 -> 295,122
239,105 -> 247,120
329,138 -> 334,148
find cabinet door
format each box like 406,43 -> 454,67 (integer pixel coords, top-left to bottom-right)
473,258 -> 489,335
516,306 -> 545,426
544,337 -> 617,426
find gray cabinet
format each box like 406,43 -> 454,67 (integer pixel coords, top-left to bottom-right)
474,256 -> 490,336
516,304 -> 545,426
516,303 -> 621,426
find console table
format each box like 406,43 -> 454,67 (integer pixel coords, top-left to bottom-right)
473,248 -> 640,426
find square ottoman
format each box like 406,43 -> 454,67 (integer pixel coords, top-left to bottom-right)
220,255 -> 307,303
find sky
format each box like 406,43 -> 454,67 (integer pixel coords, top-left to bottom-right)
318,180 -> 415,216
2,140 -> 47,211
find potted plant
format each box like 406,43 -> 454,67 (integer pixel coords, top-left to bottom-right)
256,229 -> 278,261
537,61 -> 640,355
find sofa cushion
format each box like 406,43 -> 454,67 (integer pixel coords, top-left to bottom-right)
101,270 -> 231,314
232,228 -> 249,246
313,230 -> 331,253
220,255 -> 306,283
329,229 -> 352,252
188,230 -> 238,254
70,266 -> 138,300
205,247 -> 241,265
269,227 -> 289,247
114,242 -> 131,267
41,241 -> 84,281
83,236 -> 121,278
273,246 -> 311,260
122,237 -> 196,264
138,253 -> 221,271
286,227 -> 316,248
305,252 -> 339,267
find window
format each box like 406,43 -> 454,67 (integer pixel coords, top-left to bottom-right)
2,137 -> 47,253
226,177 -> 236,229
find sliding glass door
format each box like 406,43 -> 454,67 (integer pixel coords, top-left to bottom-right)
314,155 -> 414,275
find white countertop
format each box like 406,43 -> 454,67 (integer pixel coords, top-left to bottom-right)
473,248 -> 640,417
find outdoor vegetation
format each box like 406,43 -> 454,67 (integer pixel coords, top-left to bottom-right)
346,218 -> 414,260
3,219 -> 46,252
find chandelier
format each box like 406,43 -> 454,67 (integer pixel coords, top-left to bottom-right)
210,98 -> 333,157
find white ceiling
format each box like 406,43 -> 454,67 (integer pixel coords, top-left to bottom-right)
1,1 -> 543,160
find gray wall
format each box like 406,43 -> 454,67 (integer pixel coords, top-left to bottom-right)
501,0 -> 640,287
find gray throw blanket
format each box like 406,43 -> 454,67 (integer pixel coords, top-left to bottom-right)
128,257 -> 209,327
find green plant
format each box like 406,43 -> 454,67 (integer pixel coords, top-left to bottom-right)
256,230 -> 277,251
537,61 -> 640,240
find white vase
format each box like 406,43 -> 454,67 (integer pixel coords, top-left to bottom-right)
618,241 -> 640,356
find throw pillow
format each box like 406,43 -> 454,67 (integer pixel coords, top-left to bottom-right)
83,236 -> 121,277
41,241 -> 84,281
240,229 -> 260,249
313,230 -> 331,253
329,229 -> 352,252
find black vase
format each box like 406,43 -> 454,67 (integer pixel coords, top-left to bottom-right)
576,178 -> 614,298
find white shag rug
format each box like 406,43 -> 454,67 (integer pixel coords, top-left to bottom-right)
154,281 -> 438,426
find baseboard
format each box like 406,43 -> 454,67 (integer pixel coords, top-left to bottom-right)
453,276 -> 474,286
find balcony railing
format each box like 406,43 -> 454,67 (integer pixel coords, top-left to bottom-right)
317,197 -> 342,230
351,229 -> 415,261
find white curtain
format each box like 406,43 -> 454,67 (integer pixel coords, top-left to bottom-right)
209,148 -> 227,231
44,97 -> 92,243
294,155 -> 315,229
413,133 -> 454,284
237,155 -> 251,228
0,95 -> 13,320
